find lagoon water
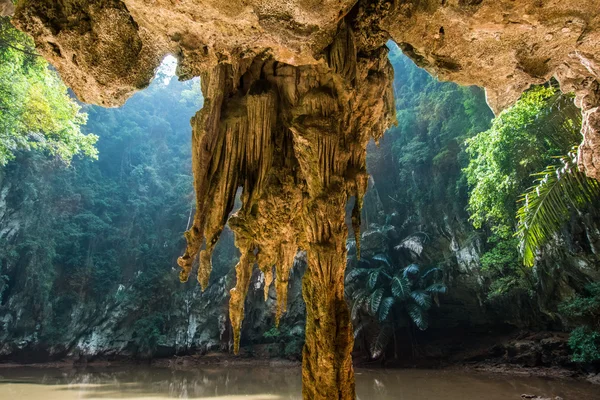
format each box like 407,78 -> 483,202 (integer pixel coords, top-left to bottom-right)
0,366 -> 597,399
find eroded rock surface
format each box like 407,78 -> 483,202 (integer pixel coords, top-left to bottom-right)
12,1 -> 600,177
175,21 -> 395,398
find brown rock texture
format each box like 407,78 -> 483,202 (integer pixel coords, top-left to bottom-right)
9,0 -> 600,398
172,20 -> 395,400
13,0 -> 600,177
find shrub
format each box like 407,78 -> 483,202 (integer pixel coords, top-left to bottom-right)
568,326 -> 600,363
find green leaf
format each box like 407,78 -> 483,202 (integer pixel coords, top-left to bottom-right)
378,296 -> 395,322
403,264 -> 420,279
369,324 -> 392,359
367,269 -> 380,290
369,288 -> 384,316
406,303 -> 429,330
410,290 -> 432,310
516,147 -> 600,267
350,289 -> 367,320
391,275 -> 411,300
372,254 -> 391,266
425,283 -> 447,295
345,268 -> 369,283
421,267 -> 442,282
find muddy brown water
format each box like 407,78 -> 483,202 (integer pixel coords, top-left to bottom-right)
0,366 -> 597,399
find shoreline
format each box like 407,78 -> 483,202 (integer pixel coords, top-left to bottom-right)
1,354 -> 598,385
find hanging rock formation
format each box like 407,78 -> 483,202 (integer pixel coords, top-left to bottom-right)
10,0 -> 600,399
176,22 -> 395,398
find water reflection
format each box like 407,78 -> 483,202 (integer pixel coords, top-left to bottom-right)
0,366 -> 597,399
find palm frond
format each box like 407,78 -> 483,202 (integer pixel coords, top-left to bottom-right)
391,275 -> 411,300
406,303 -> 429,330
369,324 -> 392,359
369,288 -> 384,316
372,253 -> 391,266
378,296 -> 395,322
367,269 -> 380,290
516,147 -> 600,267
424,282 -> 447,295
410,290 -> 432,310
403,263 -> 420,279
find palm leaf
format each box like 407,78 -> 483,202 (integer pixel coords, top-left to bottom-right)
369,324 -> 392,359
516,147 -> 600,267
421,267 -> 442,282
391,275 -> 411,300
369,288 -> 384,316
394,235 -> 424,256
425,282 -> 447,295
403,263 -> 420,279
345,267 -> 369,284
410,290 -> 432,310
353,320 -> 366,339
378,296 -> 395,322
367,269 -> 380,290
406,303 -> 429,330
350,289 -> 367,320
372,253 -> 391,266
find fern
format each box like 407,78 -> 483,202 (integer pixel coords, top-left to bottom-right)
516,147 -> 600,267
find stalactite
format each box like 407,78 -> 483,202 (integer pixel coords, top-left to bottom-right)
178,17 -> 395,400
178,64 -> 229,284
229,245 -> 254,355
275,240 -> 297,326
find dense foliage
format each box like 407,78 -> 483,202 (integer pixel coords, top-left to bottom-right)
0,17 -> 97,166
465,86 -> 580,234
559,283 -> 600,363
516,148 -> 600,267
368,44 -> 493,224
464,86 -> 588,297
0,55 -> 206,354
346,245 -> 446,358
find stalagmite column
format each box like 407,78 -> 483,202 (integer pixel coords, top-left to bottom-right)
299,195 -> 355,399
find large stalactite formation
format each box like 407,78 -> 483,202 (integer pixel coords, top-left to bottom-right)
176,23 -> 396,398
10,0 -> 600,399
